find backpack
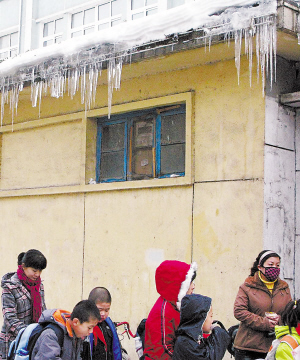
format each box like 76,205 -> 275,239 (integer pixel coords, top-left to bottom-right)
135,318 -> 147,360
266,334 -> 299,360
8,322 -> 64,360
227,324 -> 239,357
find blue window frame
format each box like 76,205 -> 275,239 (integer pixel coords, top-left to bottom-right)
96,104 -> 185,183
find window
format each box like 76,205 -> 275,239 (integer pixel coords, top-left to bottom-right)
43,18 -> 63,47
167,0 -> 184,9
96,104 -> 185,182
0,32 -> 18,60
70,0 -> 126,37
131,0 -> 158,20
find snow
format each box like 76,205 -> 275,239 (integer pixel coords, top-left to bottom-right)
0,0 -> 278,124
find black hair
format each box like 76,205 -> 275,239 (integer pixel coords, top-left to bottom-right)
18,252 -> 26,266
71,299 -> 101,322
191,271 -> 197,283
22,249 -> 47,270
281,300 -> 300,334
250,250 -> 280,276
88,287 -> 112,304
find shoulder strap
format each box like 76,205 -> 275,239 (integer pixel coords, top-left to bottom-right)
27,322 -> 64,359
280,335 -> 299,350
17,324 -> 40,353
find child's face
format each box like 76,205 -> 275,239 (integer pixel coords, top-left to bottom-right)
202,306 -> 213,334
72,317 -> 99,339
187,281 -> 195,295
96,302 -> 111,323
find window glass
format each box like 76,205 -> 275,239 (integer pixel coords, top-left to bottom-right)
0,51 -> 9,60
131,0 -> 144,10
10,48 -> 18,57
131,119 -> 154,179
100,152 -> 125,180
146,7 -> 157,16
146,0 -> 157,5
84,27 -> 94,35
99,23 -> 110,30
98,3 -> 110,20
102,123 -> 125,151
71,30 -> 83,37
167,0 -> 184,8
161,112 -> 185,144
55,36 -> 62,44
55,18 -> 63,33
84,8 -> 95,25
112,0 -> 125,16
0,35 -> 10,49
72,12 -> 83,28
10,32 -> 18,46
111,18 -> 122,26
161,144 -> 185,175
100,122 -> 126,181
43,39 -> 53,47
43,21 -> 54,37
132,12 -> 144,20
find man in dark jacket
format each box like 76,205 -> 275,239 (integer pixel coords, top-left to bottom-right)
173,294 -> 230,360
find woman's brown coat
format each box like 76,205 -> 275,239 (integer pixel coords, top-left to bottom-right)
233,272 -> 292,354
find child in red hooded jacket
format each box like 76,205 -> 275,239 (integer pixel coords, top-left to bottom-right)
144,260 -> 197,360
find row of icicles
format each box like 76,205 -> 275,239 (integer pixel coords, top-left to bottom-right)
0,14 -> 276,129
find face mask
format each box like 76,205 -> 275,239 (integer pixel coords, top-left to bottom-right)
262,267 -> 280,282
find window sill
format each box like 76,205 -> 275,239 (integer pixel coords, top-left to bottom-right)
0,174 -> 193,198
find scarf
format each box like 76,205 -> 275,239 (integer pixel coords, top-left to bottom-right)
93,324 -> 107,351
17,265 -> 42,322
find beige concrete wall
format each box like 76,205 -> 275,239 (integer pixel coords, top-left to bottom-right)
1,121 -> 83,189
0,47 -> 265,358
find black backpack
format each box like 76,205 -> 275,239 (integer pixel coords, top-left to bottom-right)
8,322 -> 64,360
227,324 -> 239,356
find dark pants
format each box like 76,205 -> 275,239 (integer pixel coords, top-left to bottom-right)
235,349 -> 267,360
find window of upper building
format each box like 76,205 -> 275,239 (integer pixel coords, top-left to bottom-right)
43,18 -> 63,47
131,0 -> 158,20
96,104 -> 186,183
70,0 -> 126,37
0,32 -> 18,60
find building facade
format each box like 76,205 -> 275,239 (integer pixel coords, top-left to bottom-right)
0,1 -> 300,358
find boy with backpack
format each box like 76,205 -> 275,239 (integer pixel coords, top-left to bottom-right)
30,300 -> 100,360
81,287 -> 124,360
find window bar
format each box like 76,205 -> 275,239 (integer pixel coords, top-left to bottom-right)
155,114 -> 161,177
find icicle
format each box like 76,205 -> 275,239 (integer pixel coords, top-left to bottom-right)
234,29 -> 242,85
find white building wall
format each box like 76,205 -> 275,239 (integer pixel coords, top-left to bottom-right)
264,96 -> 296,297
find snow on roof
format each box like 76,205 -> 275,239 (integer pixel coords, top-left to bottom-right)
0,0 -> 277,125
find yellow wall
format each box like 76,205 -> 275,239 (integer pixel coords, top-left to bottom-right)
0,45 -> 265,358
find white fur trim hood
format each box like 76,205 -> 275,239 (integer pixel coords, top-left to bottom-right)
176,261 -> 198,310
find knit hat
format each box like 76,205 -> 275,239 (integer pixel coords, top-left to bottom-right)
155,260 -> 198,309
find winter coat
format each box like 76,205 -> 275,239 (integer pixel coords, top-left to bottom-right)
233,272 -> 292,354
144,260 -> 198,360
0,272 -> 46,359
173,294 -> 230,360
274,325 -> 300,360
31,309 -> 83,360
81,317 -> 122,360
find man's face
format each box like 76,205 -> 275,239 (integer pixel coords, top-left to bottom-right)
96,302 -> 111,323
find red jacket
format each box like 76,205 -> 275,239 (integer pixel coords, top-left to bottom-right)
144,260 -> 197,360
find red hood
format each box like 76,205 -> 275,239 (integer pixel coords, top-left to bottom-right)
155,260 -> 197,307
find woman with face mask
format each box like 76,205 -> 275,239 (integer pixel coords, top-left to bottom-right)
233,250 -> 292,360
